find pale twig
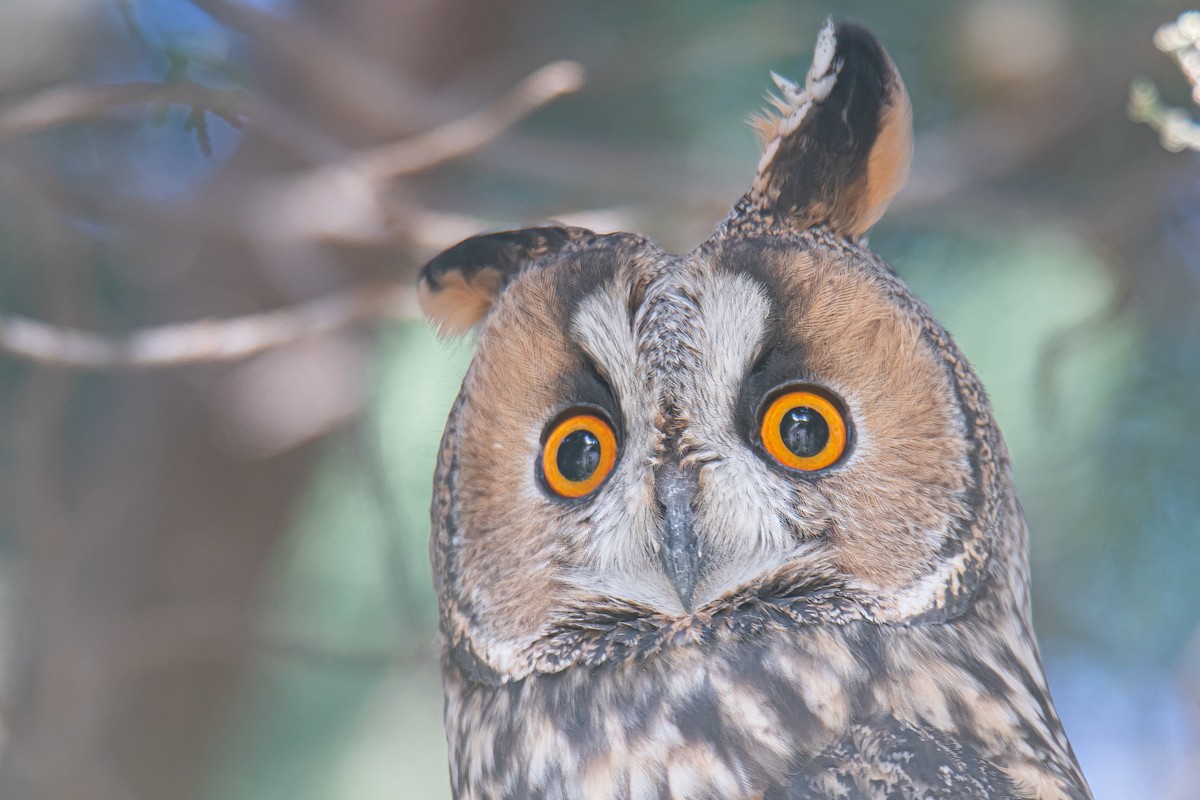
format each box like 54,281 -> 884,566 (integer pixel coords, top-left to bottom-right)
0,283 -> 418,370
255,59 -> 584,245
0,57 -> 585,369
355,60 -> 586,180
1129,11 -> 1200,152
0,60 -> 584,246
0,80 -> 247,141
186,0 -> 438,133
0,79 -> 346,164
1129,78 -> 1200,152
0,59 -> 585,171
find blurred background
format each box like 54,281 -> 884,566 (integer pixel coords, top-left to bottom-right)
0,0 -> 1197,798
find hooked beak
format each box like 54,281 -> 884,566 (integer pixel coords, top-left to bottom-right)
654,462 -> 701,611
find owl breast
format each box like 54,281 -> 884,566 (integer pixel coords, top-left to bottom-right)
441,604 -> 1080,800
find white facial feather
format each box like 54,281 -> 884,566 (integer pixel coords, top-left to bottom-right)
568,284 -> 681,610
563,269 -> 840,611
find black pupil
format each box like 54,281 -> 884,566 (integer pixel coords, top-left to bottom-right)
779,406 -> 829,458
557,429 -> 602,482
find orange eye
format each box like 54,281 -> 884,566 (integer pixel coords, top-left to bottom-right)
541,413 -> 618,498
759,389 -> 848,471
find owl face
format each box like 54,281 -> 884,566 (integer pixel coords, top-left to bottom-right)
421,22 -> 1010,680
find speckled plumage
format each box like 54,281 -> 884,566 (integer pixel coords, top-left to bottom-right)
419,20 -> 1091,800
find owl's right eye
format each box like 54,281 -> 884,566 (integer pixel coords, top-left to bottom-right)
541,413 -> 618,498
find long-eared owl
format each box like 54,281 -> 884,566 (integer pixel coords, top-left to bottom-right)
417,19 -> 1091,800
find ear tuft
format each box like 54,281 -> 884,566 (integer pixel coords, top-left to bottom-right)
747,19 -> 912,237
417,226 -> 592,337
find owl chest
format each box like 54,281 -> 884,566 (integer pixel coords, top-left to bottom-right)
441,636 -> 874,800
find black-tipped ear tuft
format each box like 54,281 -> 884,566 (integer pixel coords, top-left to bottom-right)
748,19 -> 912,237
417,226 -> 592,336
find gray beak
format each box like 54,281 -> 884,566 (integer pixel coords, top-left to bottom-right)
654,462 -> 701,611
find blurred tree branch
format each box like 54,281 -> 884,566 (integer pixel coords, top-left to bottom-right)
186,0 -> 451,132
0,80 -> 247,143
355,60 -> 584,179
0,283 -> 416,369
0,59 -> 583,369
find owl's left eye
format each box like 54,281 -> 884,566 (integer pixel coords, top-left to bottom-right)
541,413 -> 618,498
758,387 -> 849,471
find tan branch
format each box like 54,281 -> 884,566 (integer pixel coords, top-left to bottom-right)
355,60 -> 586,181
0,58 -> 584,368
0,79 -> 350,164
0,283 -> 418,370
252,59 -> 584,245
0,59 -> 585,247
0,80 -> 248,142
186,0 -> 437,132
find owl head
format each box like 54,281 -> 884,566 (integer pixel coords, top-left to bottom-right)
420,21 -> 1021,683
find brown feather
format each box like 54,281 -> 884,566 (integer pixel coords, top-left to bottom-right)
417,268 -> 503,337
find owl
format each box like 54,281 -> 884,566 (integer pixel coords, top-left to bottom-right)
417,20 -> 1092,800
